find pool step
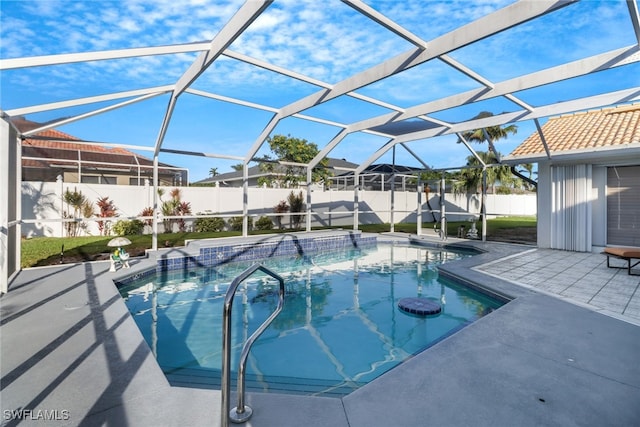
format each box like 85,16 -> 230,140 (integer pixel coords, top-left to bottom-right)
164,366 -> 365,397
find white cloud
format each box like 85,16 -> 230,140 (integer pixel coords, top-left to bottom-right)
249,8 -> 289,32
2,0 -> 636,174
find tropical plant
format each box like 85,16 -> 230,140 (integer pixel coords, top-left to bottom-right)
63,188 -> 90,237
160,188 -> 192,233
177,201 -> 192,231
96,196 -> 117,236
209,167 -> 218,177
287,190 -> 305,229
139,207 -> 154,227
63,188 -> 85,214
79,199 -> 95,235
273,200 -> 289,229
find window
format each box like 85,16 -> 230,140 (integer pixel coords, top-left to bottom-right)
80,175 -> 117,184
81,175 -> 99,184
607,166 -> 640,246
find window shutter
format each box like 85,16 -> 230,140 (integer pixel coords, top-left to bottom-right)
607,166 -> 640,247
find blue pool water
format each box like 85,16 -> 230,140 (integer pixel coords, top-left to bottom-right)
118,244 -> 504,396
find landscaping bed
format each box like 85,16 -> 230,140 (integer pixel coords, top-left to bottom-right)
21,217 -> 536,267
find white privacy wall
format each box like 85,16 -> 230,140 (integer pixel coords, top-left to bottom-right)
21,182 -> 537,237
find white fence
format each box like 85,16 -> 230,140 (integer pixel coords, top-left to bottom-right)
21,181 -> 536,237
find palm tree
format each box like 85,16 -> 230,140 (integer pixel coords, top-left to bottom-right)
453,151 -> 512,224
455,111 -> 520,195
512,163 -> 536,191
209,167 -> 218,177
453,151 -> 513,195
460,111 -> 518,151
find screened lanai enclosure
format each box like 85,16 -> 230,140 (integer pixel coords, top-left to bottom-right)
2,0 -> 640,292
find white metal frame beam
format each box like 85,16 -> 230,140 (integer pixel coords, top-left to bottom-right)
534,118 -> 553,160
0,43 -> 211,70
457,134 -> 487,168
296,0 -> 573,170
393,86 -> 640,144
5,86 -> 174,117
358,86 -> 640,170
281,0 -> 572,118
628,0 -> 640,44
348,45 -> 640,137
153,0 -> 273,156
21,92 -> 169,137
341,0 -> 428,48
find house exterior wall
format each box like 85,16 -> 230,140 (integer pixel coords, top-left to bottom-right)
537,163 -> 552,249
591,166 -> 607,248
537,161 -> 638,253
539,163 -> 592,252
58,172 -> 178,186
20,181 -> 537,237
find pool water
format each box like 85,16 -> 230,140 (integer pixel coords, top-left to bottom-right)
118,244 -> 504,396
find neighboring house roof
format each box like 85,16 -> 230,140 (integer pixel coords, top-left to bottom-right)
13,117 -> 183,177
327,158 -> 360,171
504,103 -> 640,163
196,164 -> 278,185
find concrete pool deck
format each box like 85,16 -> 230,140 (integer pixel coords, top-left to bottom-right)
2,232 -> 640,426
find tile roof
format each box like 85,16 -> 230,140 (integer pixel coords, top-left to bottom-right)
22,128 -> 140,156
13,117 -> 179,171
508,103 -> 640,158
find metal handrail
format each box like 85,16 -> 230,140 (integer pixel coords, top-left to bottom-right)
221,263 -> 285,426
434,216 -> 448,240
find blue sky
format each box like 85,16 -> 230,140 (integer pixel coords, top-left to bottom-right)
1,0 -> 639,182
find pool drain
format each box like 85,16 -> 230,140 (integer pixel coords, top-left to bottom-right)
398,297 -> 442,316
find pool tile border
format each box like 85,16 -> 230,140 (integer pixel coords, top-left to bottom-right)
115,232 -> 376,287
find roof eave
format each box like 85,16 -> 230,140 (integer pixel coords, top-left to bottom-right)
503,143 -> 640,165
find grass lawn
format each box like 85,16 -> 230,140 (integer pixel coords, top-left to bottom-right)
20,216 -> 536,268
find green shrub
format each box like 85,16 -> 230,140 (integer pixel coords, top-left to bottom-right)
112,219 -> 144,236
229,216 -> 252,231
255,216 -> 273,231
194,215 -> 226,232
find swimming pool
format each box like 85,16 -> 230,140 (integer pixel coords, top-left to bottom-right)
118,243 -> 504,396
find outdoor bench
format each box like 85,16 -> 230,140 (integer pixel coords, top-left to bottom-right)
603,247 -> 640,276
